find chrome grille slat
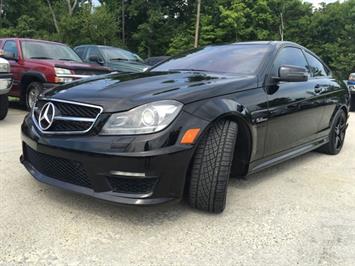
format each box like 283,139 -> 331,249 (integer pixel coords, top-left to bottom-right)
32,98 -> 103,135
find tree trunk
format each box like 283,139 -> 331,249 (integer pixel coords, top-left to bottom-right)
194,0 -> 201,48
279,12 -> 284,41
122,0 -> 125,45
66,0 -> 78,16
46,0 -> 60,34
0,0 -> 3,27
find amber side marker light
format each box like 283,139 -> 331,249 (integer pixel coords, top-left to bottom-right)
181,128 -> 201,144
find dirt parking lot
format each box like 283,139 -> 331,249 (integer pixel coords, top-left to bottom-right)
1,108 -> 355,265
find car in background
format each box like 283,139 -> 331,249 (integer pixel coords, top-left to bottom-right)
348,73 -> 355,110
144,56 -> 170,66
74,45 -> 148,73
0,57 -> 12,120
0,38 -> 111,109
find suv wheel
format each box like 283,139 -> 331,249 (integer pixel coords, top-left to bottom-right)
318,109 -> 347,155
26,82 -> 43,110
188,120 -> 238,213
0,94 -> 9,120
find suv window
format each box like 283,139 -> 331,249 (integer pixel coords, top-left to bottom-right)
305,52 -> 329,77
3,40 -> 18,59
75,47 -> 86,60
86,47 -> 103,62
272,47 -> 308,76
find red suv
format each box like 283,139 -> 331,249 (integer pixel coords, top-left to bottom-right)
0,38 -> 110,109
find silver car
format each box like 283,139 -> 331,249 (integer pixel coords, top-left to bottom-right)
0,57 -> 12,120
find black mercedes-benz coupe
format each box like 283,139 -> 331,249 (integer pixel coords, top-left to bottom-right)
21,41 -> 350,213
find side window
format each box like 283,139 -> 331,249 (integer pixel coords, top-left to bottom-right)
304,52 -> 328,77
3,40 -> 18,59
86,47 -> 103,62
75,47 -> 86,60
272,47 -> 308,76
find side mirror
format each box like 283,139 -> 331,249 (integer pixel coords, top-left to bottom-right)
88,55 -> 104,65
0,49 -> 18,61
275,65 -> 308,82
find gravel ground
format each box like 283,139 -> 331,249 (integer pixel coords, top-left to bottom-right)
1,108 -> 355,265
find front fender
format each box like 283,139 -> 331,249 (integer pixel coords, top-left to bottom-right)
184,91 -> 269,162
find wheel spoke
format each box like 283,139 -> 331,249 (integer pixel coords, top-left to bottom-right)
335,136 -> 340,148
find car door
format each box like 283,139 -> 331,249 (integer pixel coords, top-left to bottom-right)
303,51 -> 340,135
264,46 -> 324,156
1,40 -> 22,97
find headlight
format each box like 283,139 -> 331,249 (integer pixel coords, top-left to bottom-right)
55,67 -> 71,75
54,67 -> 74,83
100,100 -> 183,135
0,62 -> 10,73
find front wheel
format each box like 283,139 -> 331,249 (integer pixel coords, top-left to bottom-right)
26,82 -> 43,110
0,94 -> 9,120
188,120 -> 238,213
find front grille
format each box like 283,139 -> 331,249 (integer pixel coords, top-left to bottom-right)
50,120 -> 93,132
52,101 -> 100,118
107,176 -> 158,194
33,99 -> 102,134
24,145 -> 92,188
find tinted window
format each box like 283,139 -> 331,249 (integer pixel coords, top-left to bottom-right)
3,41 -> 18,58
152,44 -> 271,75
75,47 -> 86,60
86,47 -> 103,62
272,47 -> 308,76
305,52 -> 328,77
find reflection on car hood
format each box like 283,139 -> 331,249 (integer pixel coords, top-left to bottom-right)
43,71 -> 257,112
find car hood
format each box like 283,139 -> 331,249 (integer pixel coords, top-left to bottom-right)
43,71 -> 257,112
108,61 -> 148,73
26,59 -> 109,71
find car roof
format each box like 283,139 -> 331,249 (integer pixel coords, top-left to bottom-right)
74,44 -> 124,50
0,37 -> 67,46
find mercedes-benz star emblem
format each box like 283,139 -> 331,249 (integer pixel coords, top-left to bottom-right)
38,102 -> 56,130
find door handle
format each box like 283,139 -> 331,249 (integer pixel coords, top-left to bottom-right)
314,84 -> 329,94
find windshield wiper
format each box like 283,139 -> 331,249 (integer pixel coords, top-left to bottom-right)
110,58 -> 129,61
30,56 -> 53,60
168,68 -> 208,72
58,58 -> 76,62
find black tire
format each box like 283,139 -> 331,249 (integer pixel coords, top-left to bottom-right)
26,82 -> 43,110
0,94 -> 9,120
318,109 -> 347,155
188,120 -> 238,213
350,97 -> 355,112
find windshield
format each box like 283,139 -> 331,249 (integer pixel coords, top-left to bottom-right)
151,44 -> 271,75
21,41 -> 82,62
100,47 -> 143,62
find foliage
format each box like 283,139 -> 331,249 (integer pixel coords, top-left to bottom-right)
0,0 -> 353,78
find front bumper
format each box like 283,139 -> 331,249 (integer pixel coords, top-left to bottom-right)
21,111 -> 209,205
0,73 -> 12,94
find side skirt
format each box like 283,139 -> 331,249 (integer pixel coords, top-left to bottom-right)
247,136 -> 329,175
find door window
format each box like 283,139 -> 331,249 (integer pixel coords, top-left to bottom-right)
3,40 -> 18,59
75,47 -> 86,60
86,47 -> 103,62
272,47 -> 308,76
304,52 -> 329,77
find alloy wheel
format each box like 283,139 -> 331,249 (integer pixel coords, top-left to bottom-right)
334,113 -> 346,151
